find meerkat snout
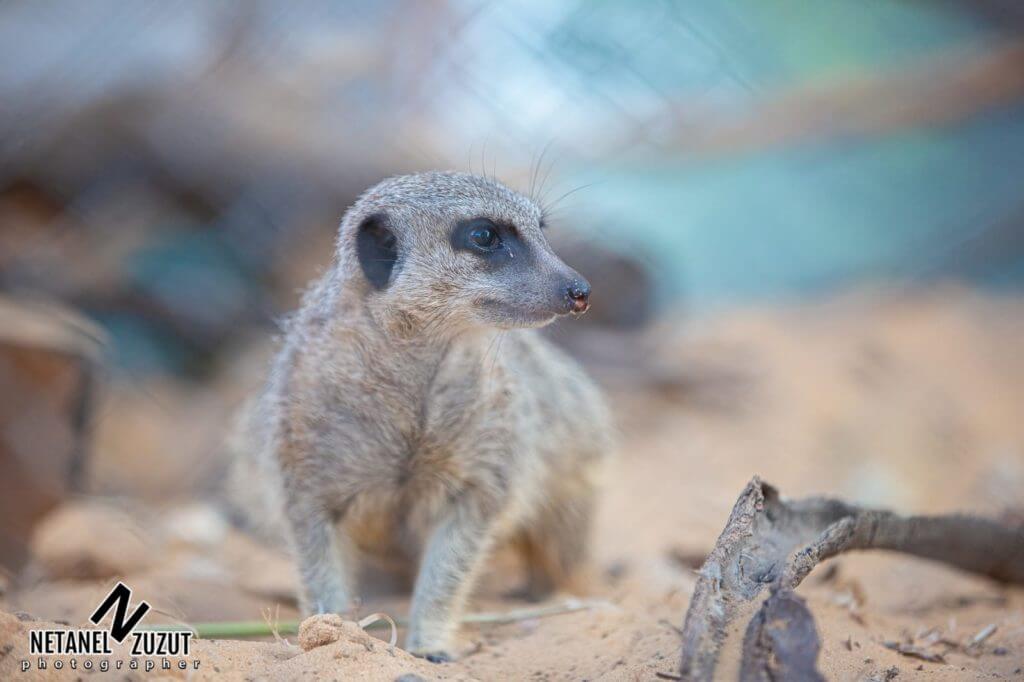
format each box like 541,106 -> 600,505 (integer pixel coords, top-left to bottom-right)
565,277 -> 591,315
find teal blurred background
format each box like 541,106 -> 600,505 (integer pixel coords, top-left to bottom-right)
2,0 -> 1023,374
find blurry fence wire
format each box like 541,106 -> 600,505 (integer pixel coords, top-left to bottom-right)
1,1 -> 1024,374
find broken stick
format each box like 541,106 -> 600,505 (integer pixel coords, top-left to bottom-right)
679,477 -> 1024,681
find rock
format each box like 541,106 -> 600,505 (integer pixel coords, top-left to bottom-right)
298,613 -> 368,652
162,502 -> 229,549
30,501 -> 155,580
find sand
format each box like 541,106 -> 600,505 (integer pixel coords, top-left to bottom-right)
2,285 -> 1022,680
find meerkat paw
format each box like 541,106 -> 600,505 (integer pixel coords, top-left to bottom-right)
407,642 -> 457,663
414,650 -> 454,664
405,630 -> 460,663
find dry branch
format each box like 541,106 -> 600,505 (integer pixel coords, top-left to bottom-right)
678,477 -> 1024,681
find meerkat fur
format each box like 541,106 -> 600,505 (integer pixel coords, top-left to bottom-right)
224,171 -> 614,661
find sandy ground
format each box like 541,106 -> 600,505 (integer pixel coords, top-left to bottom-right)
2,285 -> 1023,680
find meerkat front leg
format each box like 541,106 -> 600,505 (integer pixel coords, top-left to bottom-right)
405,494 -> 502,661
285,497 -> 356,616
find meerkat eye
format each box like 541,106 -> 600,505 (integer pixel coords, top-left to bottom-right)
468,223 -> 502,252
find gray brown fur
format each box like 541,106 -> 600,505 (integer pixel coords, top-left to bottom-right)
224,171 -> 613,660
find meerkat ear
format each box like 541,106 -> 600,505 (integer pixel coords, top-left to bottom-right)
356,213 -> 398,290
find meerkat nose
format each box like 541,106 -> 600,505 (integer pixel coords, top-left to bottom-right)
566,279 -> 591,314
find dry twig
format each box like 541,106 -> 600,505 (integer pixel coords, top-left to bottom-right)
678,477 -> 1024,681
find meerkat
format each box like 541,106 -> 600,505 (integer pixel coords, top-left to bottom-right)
224,171 -> 613,661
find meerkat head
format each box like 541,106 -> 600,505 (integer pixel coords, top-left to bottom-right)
337,171 -> 590,335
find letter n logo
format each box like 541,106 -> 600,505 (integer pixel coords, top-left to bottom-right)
89,581 -> 151,643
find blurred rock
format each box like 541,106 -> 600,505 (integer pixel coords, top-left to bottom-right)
29,501 -> 155,580
161,502 -> 230,550
540,228 -> 674,391
547,228 -> 656,331
89,377 -> 235,499
220,529 -> 299,604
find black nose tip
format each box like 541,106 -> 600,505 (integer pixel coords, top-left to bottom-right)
566,279 -> 590,314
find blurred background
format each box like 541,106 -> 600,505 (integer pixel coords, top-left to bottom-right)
1,2 -> 1024,677
3,0 -> 1024,376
